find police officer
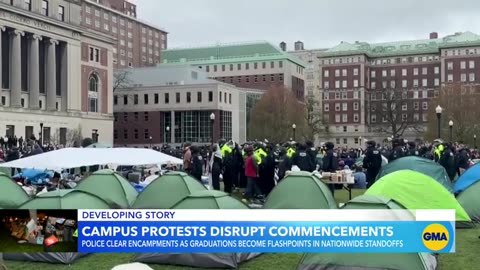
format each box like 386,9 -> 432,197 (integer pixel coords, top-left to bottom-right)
292,143 -> 315,172
277,146 -> 288,181
221,140 -> 235,194
286,142 -> 297,159
407,141 -> 419,156
306,140 -> 318,171
439,143 -> 456,181
388,138 -> 405,162
363,140 -> 382,188
322,142 -> 338,195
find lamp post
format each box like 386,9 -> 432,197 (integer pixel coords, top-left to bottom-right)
40,123 -> 44,146
165,126 -> 170,144
210,113 -> 215,145
435,105 -> 442,139
92,129 -> 98,143
292,124 -> 296,141
449,120 -> 453,142
149,136 -> 153,148
475,134 -> 477,149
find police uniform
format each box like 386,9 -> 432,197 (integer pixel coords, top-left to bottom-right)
292,148 -> 314,172
322,142 -> 338,195
221,143 -> 234,193
363,141 -> 382,188
306,146 -> 318,171
439,146 -> 456,181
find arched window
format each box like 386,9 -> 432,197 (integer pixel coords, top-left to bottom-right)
88,74 -> 99,112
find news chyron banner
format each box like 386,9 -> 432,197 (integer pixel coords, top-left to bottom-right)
78,209 -> 455,253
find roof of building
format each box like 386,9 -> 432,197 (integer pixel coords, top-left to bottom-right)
321,31 -> 480,57
116,64 -> 217,88
161,41 -> 306,67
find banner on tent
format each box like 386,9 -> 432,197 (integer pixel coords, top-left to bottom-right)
76,209 -> 455,253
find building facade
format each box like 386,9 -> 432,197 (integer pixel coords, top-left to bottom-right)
318,32 -> 480,147
80,0 -> 167,68
113,65 -> 262,147
0,0 -> 114,145
161,41 -> 306,100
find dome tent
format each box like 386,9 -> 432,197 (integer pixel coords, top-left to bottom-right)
75,169 -> 137,208
172,190 -> 248,209
454,162 -> 480,193
134,190 -> 258,268
263,171 -> 337,209
457,180 -> 480,226
342,194 -> 406,210
3,252 -> 89,265
18,189 -> 111,209
0,172 -> 30,209
132,172 -> 206,209
296,252 -> 437,270
366,170 -> 470,221
375,156 -> 452,192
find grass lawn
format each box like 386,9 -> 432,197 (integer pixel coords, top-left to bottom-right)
4,189 -> 479,270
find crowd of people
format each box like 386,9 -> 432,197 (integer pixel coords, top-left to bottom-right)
180,137 -> 478,204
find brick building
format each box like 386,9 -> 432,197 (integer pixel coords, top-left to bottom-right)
161,41 -> 306,100
0,0 -> 115,144
318,32 -> 480,147
80,0 -> 167,68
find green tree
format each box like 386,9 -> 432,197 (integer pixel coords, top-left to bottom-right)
304,94 -> 330,141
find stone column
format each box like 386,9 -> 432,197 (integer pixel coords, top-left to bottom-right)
9,30 -> 24,108
0,26 -> 5,103
28,34 -> 42,109
171,110 -> 175,144
46,38 -> 58,111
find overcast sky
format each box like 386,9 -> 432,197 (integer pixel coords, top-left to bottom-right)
136,0 -> 480,50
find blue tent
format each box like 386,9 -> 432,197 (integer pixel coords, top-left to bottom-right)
13,168 -> 54,184
454,163 -> 480,193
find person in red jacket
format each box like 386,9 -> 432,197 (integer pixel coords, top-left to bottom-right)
243,146 -> 261,202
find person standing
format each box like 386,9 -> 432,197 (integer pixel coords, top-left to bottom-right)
363,140 -> 382,188
388,138 -> 405,162
190,146 -> 204,182
221,141 -> 234,194
322,142 -> 338,195
210,144 -> 223,190
306,140 -> 318,171
261,144 -> 276,196
292,143 -> 315,172
439,143 -> 456,181
243,146 -> 261,203
183,143 -> 192,174
456,145 -> 469,176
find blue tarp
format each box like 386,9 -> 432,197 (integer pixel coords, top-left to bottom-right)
454,163 -> 480,193
13,168 -> 54,184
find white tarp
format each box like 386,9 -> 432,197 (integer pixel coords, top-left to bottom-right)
0,148 -> 183,170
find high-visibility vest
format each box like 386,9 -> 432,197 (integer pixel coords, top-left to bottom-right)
287,147 -> 296,158
435,144 -> 444,161
73,229 -> 78,238
221,144 -> 232,157
254,148 -> 267,165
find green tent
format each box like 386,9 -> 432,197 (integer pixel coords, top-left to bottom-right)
0,172 -> 30,208
297,252 -> 437,270
366,170 -> 470,221
132,172 -> 206,209
457,180 -> 480,223
341,194 -> 406,210
18,189 -> 111,209
75,169 -> 137,208
172,190 -> 248,209
375,156 -> 452,192
263,171 -> 337,209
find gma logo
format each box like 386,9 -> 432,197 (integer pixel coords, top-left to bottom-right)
422,223 -> 450,251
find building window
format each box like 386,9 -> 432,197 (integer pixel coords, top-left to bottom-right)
470,73 -> 476,82
324,70 -> 329,77
335,114 -> 341,123
186,92 -> 191,103
271,61 -> 274,68
164,93 -> 169,104
422,102 -> 428,110
335,103 -> 340,111
197,92 -> 202,102
353,79 -> 359,87
447,62 -> 453,70
342,114 -> 348,123
144,94 -> 149,104
390,69 -> 395,76
123,95 -> 128,105
123,129 -> 128,139
41,0 -> 49,16
324,104 -> 329,111
342,103 -> 348,111
461,74 -> 467,82
353,113 -> 359,122
447,74 -> 453,82
58,5 -> 64,21
353,102 -> 359,110
342,69 -> 347,76
382,70 -> 387,77
402,68 -> 407,76
245,63 -> 249,70
133,129 -> 139,139
402,114 -> 407,122
371,114 -> 377,123
208,91 -> 213,102
353,68 -> 358,76
85,6 -> 90,13
324,81 -> 329,89
24,0 -> 31,10
176,93 -> 180,103
422,79 -> 428,87
470,60 -> 475,69
413,68 -> 418,75
86,17 -> 91,25
402,104 -> 408,111
144,112 -> 149,121
89,47 -> 100,62
461,61 -> 466,69
371,70 -> 376,78
371,82 -> 376,89
88,74 -> 99,112
144,129 -> 150,139
422,67 -> 427,75
154,93 -> 159,104
133,94 -> 138,105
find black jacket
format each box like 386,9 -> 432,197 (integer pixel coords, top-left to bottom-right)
322,150 -> 338,172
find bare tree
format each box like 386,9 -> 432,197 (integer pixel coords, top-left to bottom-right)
113,70 -> 132,92
248,86 -> 306,143
66,126 -> 83,147
304,94 -> 330,141
425,83 -> 480,143
373,89 -> 423,138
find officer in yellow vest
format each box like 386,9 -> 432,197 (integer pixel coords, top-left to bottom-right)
435,143 -> 445,162
73,229 -> 78,238
286,142 -> 297,158
254,143 -> 267,165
